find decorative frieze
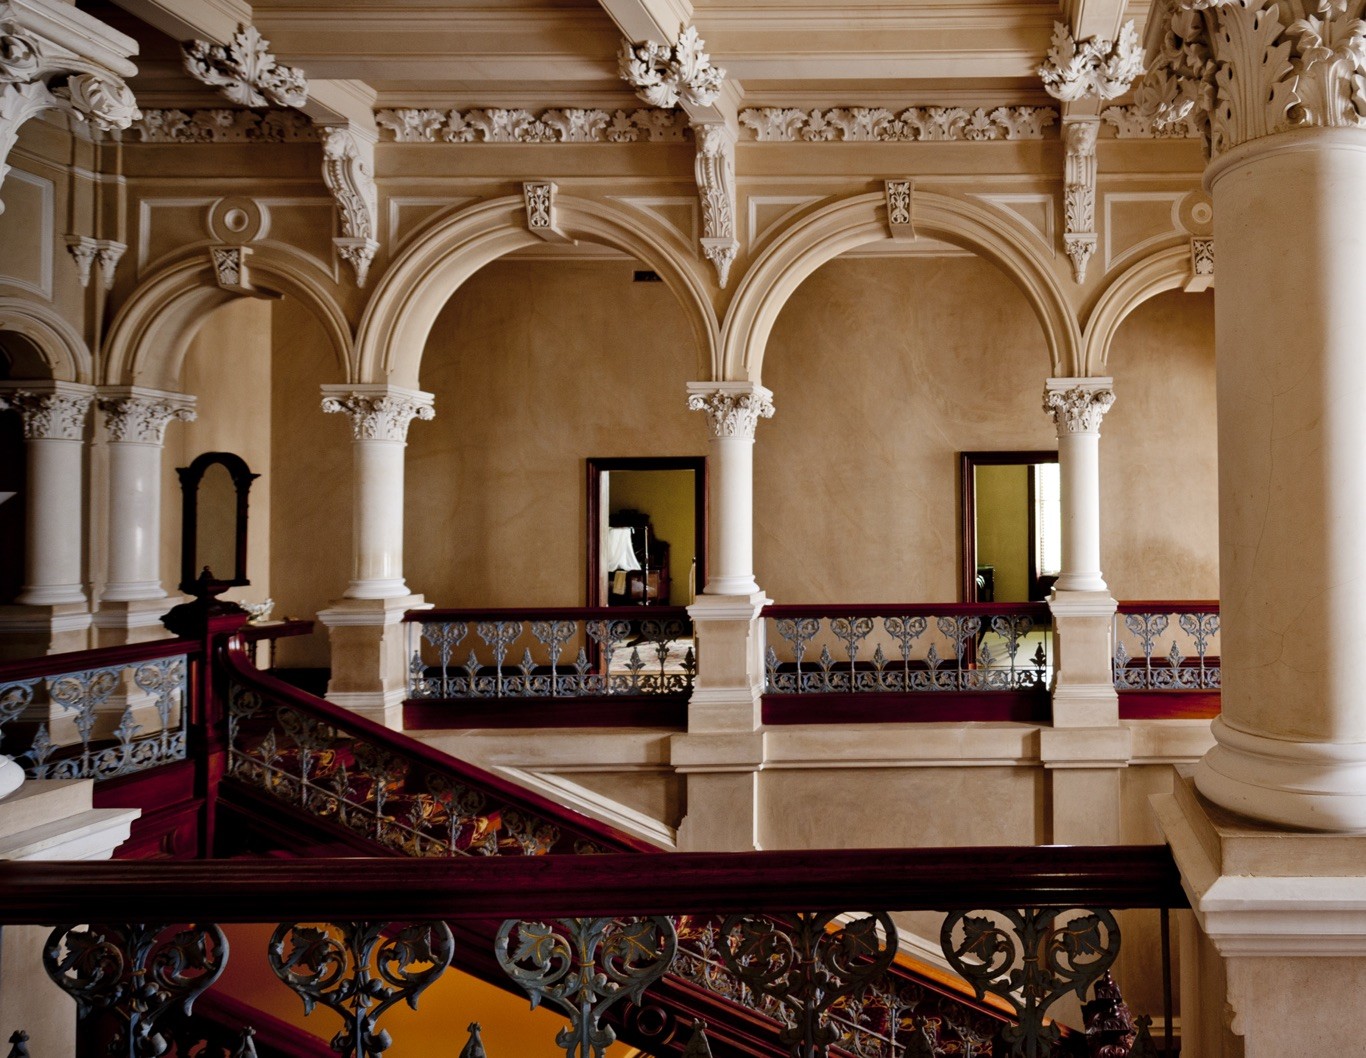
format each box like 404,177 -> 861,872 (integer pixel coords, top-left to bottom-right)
182,25 -> 307,109
1100,104 -> 1200,140
687,387 -> 775,440
694,123 -> 738,288
1063,119 -> 1099,284
320,126 -> 379,287
129,108 -> 318,143
0,388 -> 93,440
321,388 -> 435,442
737,106 -> 1057,142
1138,0 -> 1366,156
1038,21 -> 1144,102
619,25 -> 725,109
1043,381 -> 1115,435
99,392 -> 196,445
375,107 -> 686,143
884,179 -> 914,239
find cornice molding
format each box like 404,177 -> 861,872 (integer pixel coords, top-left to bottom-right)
737,106 -> 1057,141
619,25 -> 725,109
1138,0 -> 1366,157
1038,20 -> 1144,102
375,107 -> 687,143
182,24 -> 308,109
128,108 -> 317,143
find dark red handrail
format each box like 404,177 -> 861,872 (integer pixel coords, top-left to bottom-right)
762,602 -> 1053,619
1115,600 -> 1219,614
0,636 -> 200,683
221,636 -> 660,854
0,844 -> 1187,924
406,605 -> 693,622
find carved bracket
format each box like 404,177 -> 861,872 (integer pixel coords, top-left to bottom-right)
1039,20 -> 1144,102
694,122 -> 739,287
1062,118 -> 1099,284
182,25 -> 307,109
210,245 -> 255,294
522,180 -> 574,243
64,235 -> 124,289
319,125 -> 380,286
1187,237 -> 1214,292
619,25 -> 725,109
884,179 -> 915,240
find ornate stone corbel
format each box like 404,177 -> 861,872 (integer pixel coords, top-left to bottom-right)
319,125 -> 380,286
694,122 -> 739,287
210,245 -> 252,292
619,25 -> 725,109
884,179 -> 915,240
522,180 -> 574,243
1039,20 -> 1143,102
1063,118 -> 1099,283
1187,237 -> 1214,292
63,234 -> 98,286
0,0 -> 140,212
94,239 -> 125,291
182,25 -> 307,109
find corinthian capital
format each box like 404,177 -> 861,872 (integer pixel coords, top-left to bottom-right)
321,385 -> 434,441
0,382 -> 93,440
1043,378 -> 1115,434
98,387 -> 197,444
687,382 -> 774,439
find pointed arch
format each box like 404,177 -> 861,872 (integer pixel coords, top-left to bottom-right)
0,297 -> 92,383
355,195 -> 719,387
1081,242 -> 1196,375
720,190 -> 1081,382
102,244 -> 354,388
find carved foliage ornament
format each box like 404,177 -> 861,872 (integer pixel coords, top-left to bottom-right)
694,123 -> 739,287
1138,0 -> 1366,156
322,392 -> 435,442
1063,120 -> 1099,284
377,106 -> 686,143
1043,385 -> 1116,433
687,390 -> 775,439
132,108 -> 317,143
319,126 -> 379,286
1101,104 -> 1201,139
183,25 -> 307,109
619,25 -> 725,109
0,390 -> 92,440
100,395 -> 197,444
1039,21 -> 1145,102
740,105 -> 1056,142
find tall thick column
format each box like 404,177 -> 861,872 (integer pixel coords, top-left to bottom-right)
94,388 -> 195,643
317,385 -> 434,728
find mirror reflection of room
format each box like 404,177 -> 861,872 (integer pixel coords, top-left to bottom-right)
604,469 -> 696,607
966,453 -> 1060,603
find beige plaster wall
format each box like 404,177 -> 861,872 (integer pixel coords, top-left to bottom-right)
1102,289 -> 1219,600
406,257 -> 701,607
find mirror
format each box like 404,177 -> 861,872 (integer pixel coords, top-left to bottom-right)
960,451 -> 1059,603
177,451 -> 259,593
587,457 -> 706,607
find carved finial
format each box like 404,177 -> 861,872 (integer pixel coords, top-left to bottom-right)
619,25 -> 725,108
458,1022 -> 487,1058
183,25 -> 308,108
1038,20 -> 1143,102
681,1019 -> 712,1058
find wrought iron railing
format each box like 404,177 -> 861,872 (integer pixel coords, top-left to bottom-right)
1113,602 -> 1220,719
0,638 -> 197,783
0,846 -> 1184,1058
761,604 -> 1053,723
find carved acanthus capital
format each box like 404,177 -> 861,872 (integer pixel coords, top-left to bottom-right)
1043,380 -> 1116,434
694,122 -> 739,287
99,390 -> 197,445
619,25 -> 725,109
321,387 -> 435,442
319,125 -> 380,286
0,385 -> 93,440
183,25 -> 307,109
1039,20 -> 1144,101
687,384 -> 775,439
1138,0 -> 1366,156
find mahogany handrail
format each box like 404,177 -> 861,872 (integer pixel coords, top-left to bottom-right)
220,635 -> 660,854
0,844 -> 1188,924
0,636 -> 200,683
406,605 -> 693,622
1115,600 -> 1219,614
762,602 -> 1053,619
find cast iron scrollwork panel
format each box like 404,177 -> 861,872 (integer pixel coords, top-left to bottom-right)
494,916 -> 677,1058
268,921 -> 454,1058
940,907 -> 1121,1058
42,922 -> 228,1058
717,912 -> 899,1058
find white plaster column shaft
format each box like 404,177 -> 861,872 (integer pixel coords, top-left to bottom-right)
321,385 -> 434,600
1043,378 -> 1114,594
0,384 -> 93,604
686,382 -> 773,596
97,389 -> 195,602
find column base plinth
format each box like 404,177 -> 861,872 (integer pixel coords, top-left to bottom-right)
0,604 -> 92,659
318,595 -> 428,730
686,592 -> 770,734
93,598 -> 179,646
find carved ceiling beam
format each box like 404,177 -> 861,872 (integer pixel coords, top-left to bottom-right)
0,0 -> 141,213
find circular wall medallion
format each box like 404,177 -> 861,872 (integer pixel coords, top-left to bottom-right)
207,197 -> 270,244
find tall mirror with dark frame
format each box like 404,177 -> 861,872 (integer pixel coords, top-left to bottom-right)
177,451 -> 259,594
586,457 -> 706,608
960,451 -> 1060,603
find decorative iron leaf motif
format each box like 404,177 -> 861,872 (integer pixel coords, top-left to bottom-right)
1114,609 -> 1220,691
718,912 -> 899,1058
268,921 -> 454,1057
43,923 -> 228,1058
494,917 -> 676,1058
940,907 -> 1120,1058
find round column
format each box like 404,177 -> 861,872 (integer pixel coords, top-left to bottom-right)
98,391 -> 195,602
686,383 -> 773,596
0,386 -> 93,605
321,386 -> 434,600
1043,379 -> 1115,594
